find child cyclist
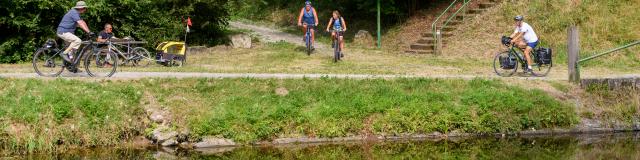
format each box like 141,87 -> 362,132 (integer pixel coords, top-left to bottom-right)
325,10 -> 347,57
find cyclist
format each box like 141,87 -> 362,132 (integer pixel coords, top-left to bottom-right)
509,15 -> 539,73
297,1 -> 319,50
56,1 -> 95,63
325,10 -> 347,57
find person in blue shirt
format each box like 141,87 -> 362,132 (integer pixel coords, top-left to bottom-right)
325,10 -> 347,57
296,1 -> 319,50
97,23 -> 118,42
56,1 -> 94,62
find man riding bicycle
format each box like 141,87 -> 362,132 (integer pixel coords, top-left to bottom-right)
56,1 -> 95,63
297,1 -> 319,51
509,15 -> 539,73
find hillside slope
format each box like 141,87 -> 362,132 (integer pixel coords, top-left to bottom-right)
442,0 -> 639,70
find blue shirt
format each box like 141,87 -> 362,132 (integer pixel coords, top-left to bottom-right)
302,7 -> 315,25
57,9 -> 82,34
332,17 -> 343,31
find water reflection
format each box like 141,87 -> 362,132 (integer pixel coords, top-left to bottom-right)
7,132 -> 640,159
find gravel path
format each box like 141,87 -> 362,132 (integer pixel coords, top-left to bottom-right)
0,72 -> 571,81
229,21 -> 328,49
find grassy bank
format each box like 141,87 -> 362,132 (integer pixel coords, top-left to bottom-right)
3,77 -> 638,155
445,0 -> 639,71
0,78 -> 145,155
0,77 -> 584,155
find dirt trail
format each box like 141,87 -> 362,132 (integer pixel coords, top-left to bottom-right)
229,21 -> 328,49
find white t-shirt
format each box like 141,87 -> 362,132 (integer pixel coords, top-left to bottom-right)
514,22 -> 538,43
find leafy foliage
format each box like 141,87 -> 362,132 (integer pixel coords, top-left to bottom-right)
0,0 -> 229,63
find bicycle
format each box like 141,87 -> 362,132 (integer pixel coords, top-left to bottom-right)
100,38 -> 153,67
493,36 -> 552,77
330,29 -> 344,62
32,35 -> 118,77
303,23 -> 315,55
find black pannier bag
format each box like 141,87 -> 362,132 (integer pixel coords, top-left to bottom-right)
536,47 -> 552,65
499,54 -> 517,69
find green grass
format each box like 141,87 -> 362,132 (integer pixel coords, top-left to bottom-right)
0,78 -> 145,155
12,77 -> 640,155
137,78 -> 578,143
498,0 -> 640,68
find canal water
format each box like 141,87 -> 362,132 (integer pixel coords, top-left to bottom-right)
5,132 -> 640,159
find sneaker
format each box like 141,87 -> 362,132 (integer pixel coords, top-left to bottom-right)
341,52 -> 344,58
60,53 -> 72,63
524,68 -> 533,73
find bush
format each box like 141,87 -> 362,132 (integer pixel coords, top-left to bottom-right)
0,0 -> 229,63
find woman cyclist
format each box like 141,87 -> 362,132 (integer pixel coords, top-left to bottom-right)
326,10 -> 347,57
297,1 -> 319,50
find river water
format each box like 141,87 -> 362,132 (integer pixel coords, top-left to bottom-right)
5,132 -> 640,159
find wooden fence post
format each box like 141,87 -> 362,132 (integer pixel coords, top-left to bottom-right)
568,26 -> 580,83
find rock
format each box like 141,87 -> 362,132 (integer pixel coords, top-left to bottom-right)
149,112 -> 165,124
152,127 -> 178,143
161,138 -> 178,147
194,137 -> 237,148
353,30 -> 374,48
275,87 -> 289,96
231,34 -> 252,49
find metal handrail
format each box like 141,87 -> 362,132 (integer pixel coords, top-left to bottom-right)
578,40 -> 640,64
431,0 -> 472,48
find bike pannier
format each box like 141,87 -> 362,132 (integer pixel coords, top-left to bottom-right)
499,54 -> 517,69
536,47 -> 552,64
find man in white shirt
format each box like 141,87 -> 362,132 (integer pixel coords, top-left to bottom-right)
509,15 -> 539,73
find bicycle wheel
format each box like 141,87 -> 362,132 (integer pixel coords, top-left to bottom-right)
132,47 -> 153,67
306,34 -> 311,56
334,41 -> 340,63
84,49 -> 118,77
530,58 -> 552,77
493,51 -> 518,77
33,49 -> 65,77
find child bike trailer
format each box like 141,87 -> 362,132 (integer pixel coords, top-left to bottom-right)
155,41 -> 186,67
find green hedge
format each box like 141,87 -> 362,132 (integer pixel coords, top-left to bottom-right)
0,0 -> 229,63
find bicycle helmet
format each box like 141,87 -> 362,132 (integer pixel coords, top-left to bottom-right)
514,15 -> 524,21
305,1 -> 312,6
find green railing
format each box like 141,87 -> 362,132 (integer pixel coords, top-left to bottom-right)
431,0 -> 472,50
572,40 -> 640,82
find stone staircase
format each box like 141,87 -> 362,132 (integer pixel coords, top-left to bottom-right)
405,1 -> 499,54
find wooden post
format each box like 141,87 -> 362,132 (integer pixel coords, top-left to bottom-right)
568,26 -> 580,83
377,0 -> 381,49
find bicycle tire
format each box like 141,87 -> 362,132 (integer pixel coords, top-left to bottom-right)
306,34 -> 311,56
132,47 -> 153,67
84,49 -> 118,77
33,48 -> 65,77
530,54 -> 552,77
493,51 -> 518,77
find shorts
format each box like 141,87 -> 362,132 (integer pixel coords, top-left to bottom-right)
527,41 -> 539,48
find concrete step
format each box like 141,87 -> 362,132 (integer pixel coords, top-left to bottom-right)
446,20 -> 463,25
416,38 -> 449,44
479,3 -> 496,9
410,44 -> 434,50
455,15 -> 476,20
421,32 -> 454,38
441,26 -> 457,32
467,9 -> 487,14
405,49 -> 435,54
581,76 -> 640,89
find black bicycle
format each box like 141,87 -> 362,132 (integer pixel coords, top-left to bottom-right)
330,29 -> 344,62
32,35 -> 118,77
493,36 -> 552,77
